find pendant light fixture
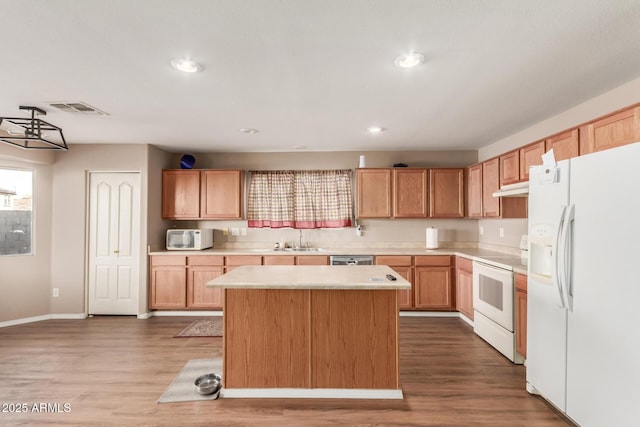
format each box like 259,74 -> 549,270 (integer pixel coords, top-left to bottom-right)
0,106 -> 68,150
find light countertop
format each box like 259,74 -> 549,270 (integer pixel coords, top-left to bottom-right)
207,265 -> 412,290
150,247 -> 528,275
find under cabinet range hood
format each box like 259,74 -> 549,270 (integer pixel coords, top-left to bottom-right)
492,181 -> 529,198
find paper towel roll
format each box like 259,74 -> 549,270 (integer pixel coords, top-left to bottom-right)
426,227 -> 439,249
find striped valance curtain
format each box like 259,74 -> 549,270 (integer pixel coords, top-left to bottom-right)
247,170 -> 353,229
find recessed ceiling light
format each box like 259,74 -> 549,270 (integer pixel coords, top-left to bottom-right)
170,58 -> 202,73
367,126 -> 386,134
394,52 -> 424,68
240,128 -> 259,134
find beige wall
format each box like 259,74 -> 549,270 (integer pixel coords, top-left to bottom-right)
477,76 -> 640,248
479,76 -> 640,161
172,150 -> 477,170
50,144 -> 156,316
0,146 -> 54,323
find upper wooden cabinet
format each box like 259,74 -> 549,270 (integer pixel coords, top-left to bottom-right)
481,158 -> 527,219
357,167 -> 465,219
580,106 -> 640,155
356,169 -> 392,218
162,170 -> 201,219
546,129 -> 579,162
499,150 -> 519,187
200,169 -> 243,219
429,169 -> 464,218
466,164 -> 483,218
393,168 -> 428,218
482,158 -> 500,217
162,169 -> 243,220
519,141 -> 545,182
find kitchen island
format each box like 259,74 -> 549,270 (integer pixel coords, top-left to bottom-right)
207,265 -> 411,399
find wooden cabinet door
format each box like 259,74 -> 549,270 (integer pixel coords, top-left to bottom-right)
482,158 -> 500,217
414,266 -> 453,310
187,265 -> 224,308
546,129 -> 579,161
455,256 -> 473,319
376,256 -> 414,310
429,168 -> 464,218
393,168 -> 427,218
200,169 -> 243,219
150,266 -> 187,308
515,273 -> 528,358
456,268 -> 473,320
356,169 -> 392,218
392,266 -> 413,310
519,141 -> 545,181
499,150 -> 519,186
162,170 -> 200,219
466,164 -> 482,218
580,106 -> 640,155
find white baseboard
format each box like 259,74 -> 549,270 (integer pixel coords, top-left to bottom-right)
145,310 -> 223,317
51,313 -> 88,320
221,388 -> 404,399
399,311 -> 461,318
0,313 -> 87,328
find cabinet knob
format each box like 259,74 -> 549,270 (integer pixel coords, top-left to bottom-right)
114,250 -> 120,254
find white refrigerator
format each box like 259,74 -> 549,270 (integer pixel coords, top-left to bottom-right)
527,141 -> 640,426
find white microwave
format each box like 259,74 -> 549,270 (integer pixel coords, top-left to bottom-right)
166,229 -> 213,250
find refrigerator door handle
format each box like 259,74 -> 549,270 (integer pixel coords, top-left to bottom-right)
560,204 -> 575,311
553,205 -> 567,308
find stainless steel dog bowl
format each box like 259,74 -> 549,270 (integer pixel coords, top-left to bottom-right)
194,373 -> 222,396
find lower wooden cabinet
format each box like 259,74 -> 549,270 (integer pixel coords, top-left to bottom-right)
515,273 -> 528,358
150,256 -> 187,309
150,255 -> 225,309
187,265 -> 224,308
455,257 -> 473,320
375,256 -> 414,310
414,256 -> 454,311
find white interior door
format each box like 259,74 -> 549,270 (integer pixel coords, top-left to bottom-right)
88,172 -> 141,315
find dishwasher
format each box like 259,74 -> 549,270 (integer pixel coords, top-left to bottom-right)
330,255 -> 374,265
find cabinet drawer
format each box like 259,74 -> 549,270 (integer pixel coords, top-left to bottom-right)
296,256 -> 329,265
263,255 -> 296,265
414,255 -> 451,267
187,255 -> 224,266
515,273 -> 528,292
151,255 -> 186,266
225,255 -> 263,266
456,256 -> 473,273
375,255 -> 412,266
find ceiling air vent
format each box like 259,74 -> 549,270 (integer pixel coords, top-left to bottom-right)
48,102 -> 109,116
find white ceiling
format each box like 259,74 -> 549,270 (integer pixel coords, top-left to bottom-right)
2,0 -> 640,153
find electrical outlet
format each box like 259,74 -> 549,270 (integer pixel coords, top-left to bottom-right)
241,228 -> 247,236
52,288 -> 59,297
223,228 -> 229,236
499,227 -> 504,238
231,228 -> 240,236
479,226 -> 484,236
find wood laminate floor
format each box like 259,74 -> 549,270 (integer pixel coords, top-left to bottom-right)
0,316 -> 572,426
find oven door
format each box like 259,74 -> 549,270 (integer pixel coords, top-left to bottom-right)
473,261 -> 514,331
